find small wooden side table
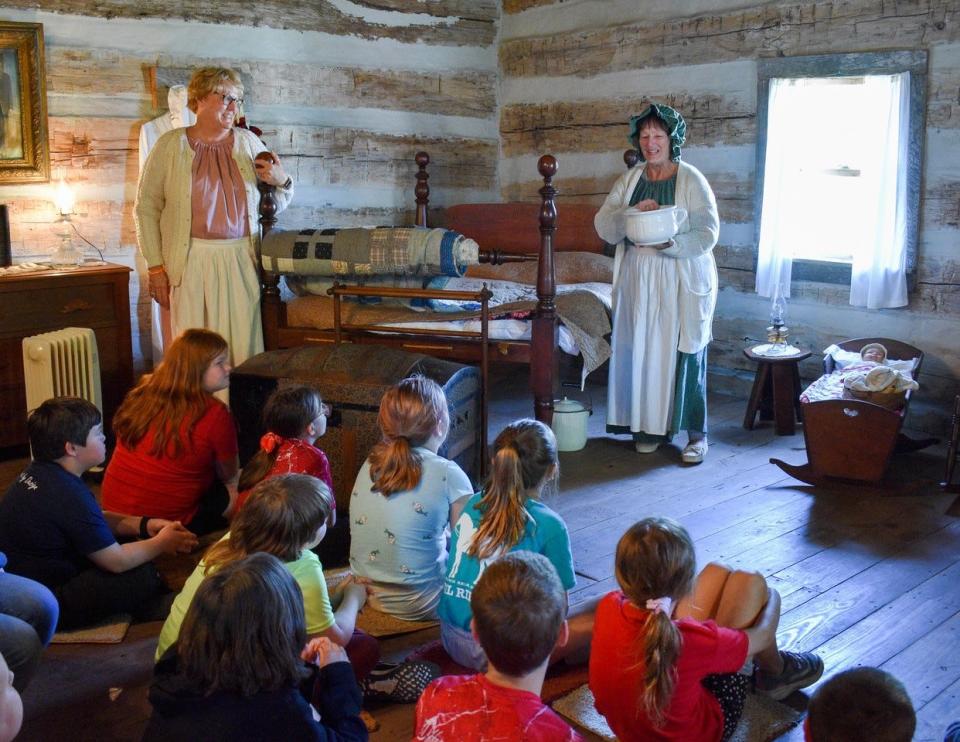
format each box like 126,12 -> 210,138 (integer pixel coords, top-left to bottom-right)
742,346 -> 811,436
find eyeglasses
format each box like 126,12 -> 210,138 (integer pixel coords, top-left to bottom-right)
215,91 -> 244,107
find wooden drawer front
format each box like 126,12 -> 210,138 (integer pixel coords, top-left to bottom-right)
0,282 -> 117,335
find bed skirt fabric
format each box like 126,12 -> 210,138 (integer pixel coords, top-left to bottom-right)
260,226 -> 479,277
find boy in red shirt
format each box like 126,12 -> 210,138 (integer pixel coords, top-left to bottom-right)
414,551 -> 583,742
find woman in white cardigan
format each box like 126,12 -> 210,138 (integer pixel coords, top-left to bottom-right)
594,104 -> 719,464
136,67 -> 293,370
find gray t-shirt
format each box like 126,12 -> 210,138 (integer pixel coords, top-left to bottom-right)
349,447 -> 473,621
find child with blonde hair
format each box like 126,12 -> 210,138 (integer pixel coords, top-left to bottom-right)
102,328 -> 238,535
236,384 -> 333,512
438,419 -> 594,670
590,517 -> 823,741
349,376 -> 473,622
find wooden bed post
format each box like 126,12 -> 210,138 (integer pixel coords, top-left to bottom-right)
258,182 -> 282,351
415,151 -> 430,228
531,155 -> 559,425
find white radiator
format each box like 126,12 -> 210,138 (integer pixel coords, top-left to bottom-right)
22,327 -> 103,415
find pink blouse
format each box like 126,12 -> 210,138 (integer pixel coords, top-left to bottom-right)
188,132 -> 249,240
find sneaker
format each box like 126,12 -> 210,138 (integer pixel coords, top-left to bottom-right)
681,439 -> 708,464
360,660 -> 440,703
635,441 -> 659,454
755,651 -> 824,701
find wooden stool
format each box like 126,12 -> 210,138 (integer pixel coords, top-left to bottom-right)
742,347 -> 811,436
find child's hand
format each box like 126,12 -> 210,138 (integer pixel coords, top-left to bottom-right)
302,637 -> 349,668
155,522 -> 198,554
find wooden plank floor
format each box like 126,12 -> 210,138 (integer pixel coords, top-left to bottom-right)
8,367 -> 959,742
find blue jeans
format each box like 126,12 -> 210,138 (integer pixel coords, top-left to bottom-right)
0,569 -> 59,692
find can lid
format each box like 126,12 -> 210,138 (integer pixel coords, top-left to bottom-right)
553,396 -> 588,413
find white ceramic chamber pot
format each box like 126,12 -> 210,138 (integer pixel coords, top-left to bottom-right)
624,205 -> 687,246
551,396 -> 592,452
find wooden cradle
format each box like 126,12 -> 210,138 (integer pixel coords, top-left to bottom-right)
257,152 -> 621,425
770,337 -> 937,487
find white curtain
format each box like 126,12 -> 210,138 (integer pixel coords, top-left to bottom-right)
755,78 -> 807,299
756,73 -> 910,308
849,72 -> 909,308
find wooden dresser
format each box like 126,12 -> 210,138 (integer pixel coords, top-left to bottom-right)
0,262 -> 134,451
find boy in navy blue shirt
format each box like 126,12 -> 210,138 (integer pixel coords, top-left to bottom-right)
0,398 -> 197,630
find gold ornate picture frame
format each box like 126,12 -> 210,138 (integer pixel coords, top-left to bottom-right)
0,21 -> 49,184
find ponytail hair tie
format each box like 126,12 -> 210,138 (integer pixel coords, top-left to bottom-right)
260,432 -> 282,454
645,597 -> 674,616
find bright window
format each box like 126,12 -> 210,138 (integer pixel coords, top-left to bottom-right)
753,52 -> 926,309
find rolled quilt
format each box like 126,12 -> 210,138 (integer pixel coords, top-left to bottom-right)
261,226 -> 479,277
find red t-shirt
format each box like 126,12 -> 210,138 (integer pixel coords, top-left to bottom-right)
235,438 -> 333,511
589,591 -> 749,742
101,400 -> 237,524
414,674 -> 583,742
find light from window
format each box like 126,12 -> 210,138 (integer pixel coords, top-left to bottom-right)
759,74 -> 903,264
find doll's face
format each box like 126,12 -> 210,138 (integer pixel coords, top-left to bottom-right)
861,347 -> 885,363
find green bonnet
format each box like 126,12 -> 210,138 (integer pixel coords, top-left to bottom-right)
627,103 -> 686,162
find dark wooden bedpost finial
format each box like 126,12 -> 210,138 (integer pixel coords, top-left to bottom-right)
258,182 -> 281,350
624,148 -> 640,169
532,154 -> 559,425
415,151 -> 430,227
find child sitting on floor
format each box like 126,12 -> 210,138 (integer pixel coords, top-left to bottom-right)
144,552 -> 368,741
804,667 -> 915,742
590,517 -> 824,742
414,551 -> 584,741
439,419 -> 595,670
102,329 -> 239,535
236,384 -> 334,511
0,398 -> 197,630
155,473 -> 436,702
349,376 -> 473,622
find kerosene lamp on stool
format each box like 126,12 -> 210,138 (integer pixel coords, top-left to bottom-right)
765,284 -> 790,355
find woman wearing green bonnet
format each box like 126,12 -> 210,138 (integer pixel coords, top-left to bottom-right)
594,102 -> 720,464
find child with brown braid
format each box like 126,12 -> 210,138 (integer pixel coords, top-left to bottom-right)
590,517 -> 824,741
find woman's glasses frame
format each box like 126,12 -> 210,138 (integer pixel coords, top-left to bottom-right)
214,90 -> 244,108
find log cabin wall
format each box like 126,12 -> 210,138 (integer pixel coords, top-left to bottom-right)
0,1 -> 499,370
500,0 -> 960,434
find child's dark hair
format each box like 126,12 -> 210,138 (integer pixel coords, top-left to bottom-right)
368,375 -> 449,497
238,385 -> 324,492
178,552 -> 307,697
27,397 -> 102,462
204,474 -> 334,571
471,551 -> 566,677
614,517 -> 697,728
468,419 -> 557,560
807,667 -> 915,742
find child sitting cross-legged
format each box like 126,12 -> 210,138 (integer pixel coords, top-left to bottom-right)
439,419 -> 595,670
590,517 -> 824,742
144,552 -> 368,741
804,667 -> 915,742
414,551 -> 584,741
236,384 -> 334,512
349,376 -> 473,622
0,397 -> 197,631
155,473 -> 436,702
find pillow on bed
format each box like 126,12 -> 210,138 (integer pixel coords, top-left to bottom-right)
464,251 -> 613,285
